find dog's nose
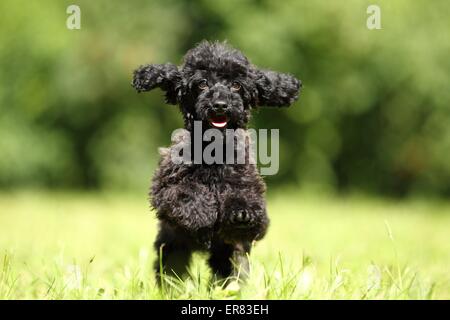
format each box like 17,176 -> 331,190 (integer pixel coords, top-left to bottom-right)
213,101 -> 228,112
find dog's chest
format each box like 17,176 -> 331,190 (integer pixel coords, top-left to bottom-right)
191,164 -> 245,187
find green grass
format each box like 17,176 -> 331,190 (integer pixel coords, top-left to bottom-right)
0,191 -> 449,299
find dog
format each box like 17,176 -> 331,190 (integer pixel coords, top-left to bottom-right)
132,40 -> 301,283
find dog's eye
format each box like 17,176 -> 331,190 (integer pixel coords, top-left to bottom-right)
198,80 -> 209,91
231,81 -> 241,91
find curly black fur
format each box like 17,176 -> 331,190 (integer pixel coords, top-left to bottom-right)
132,41 -> 301,282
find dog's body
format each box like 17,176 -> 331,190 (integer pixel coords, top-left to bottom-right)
132,41 -> 301,281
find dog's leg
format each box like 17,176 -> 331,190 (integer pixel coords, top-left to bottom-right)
208,240 -> 251,284
153,222 -> 193,285
219,196 -> 269,244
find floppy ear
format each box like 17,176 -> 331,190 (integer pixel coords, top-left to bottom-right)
131,63 -> 181,105
254,69 -> 301,107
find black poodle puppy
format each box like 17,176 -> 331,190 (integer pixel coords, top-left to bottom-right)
132,41 -> 301,283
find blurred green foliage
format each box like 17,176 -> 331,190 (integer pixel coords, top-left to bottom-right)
1,0 -> 450,196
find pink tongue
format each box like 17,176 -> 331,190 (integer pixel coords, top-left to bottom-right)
211,116 -> 227,128
212,120 -> 227,128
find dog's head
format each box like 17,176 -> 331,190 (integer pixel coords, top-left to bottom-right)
132,41 -> 301,130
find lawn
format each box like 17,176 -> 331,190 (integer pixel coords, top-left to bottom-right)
0,191 -> 449,299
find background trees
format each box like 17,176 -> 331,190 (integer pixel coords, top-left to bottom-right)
1,0 -> 449,197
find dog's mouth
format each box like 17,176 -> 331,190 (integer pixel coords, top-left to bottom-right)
208,114 -> 228,129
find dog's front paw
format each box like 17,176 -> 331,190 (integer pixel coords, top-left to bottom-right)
229,208 -> 252,227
